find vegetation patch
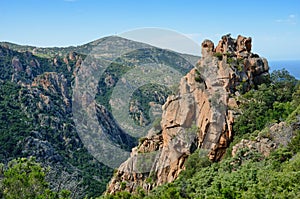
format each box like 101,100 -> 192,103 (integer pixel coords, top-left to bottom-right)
213,52 -> 223,60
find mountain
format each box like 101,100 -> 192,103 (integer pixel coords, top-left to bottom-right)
1,35 -> 299,198
0,36 -> 198,198
105,34 -> 300,196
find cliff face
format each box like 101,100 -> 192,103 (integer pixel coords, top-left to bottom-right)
107,34 -> 270,194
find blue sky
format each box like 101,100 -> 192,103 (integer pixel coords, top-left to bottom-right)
1,0 -> 299,60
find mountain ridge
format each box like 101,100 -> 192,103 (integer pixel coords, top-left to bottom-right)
0,36 -> 200,64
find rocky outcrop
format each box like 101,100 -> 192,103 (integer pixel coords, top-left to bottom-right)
31,72 -> 70,108
106,34 -> 270,194
232,122 -> 295,157
12,57 -> 23,72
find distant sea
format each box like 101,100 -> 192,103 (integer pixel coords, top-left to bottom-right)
269,60 -> 300,80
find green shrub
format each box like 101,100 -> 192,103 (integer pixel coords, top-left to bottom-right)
180,149 -> 211,179
227,57 -> 235,64
287,130 -> 300,154
138,137 -> 147,144
1,157 -> 70,199
213,52 -> 223,60
234,70 -> 298,136
152,117 -> 162,131
194,76 -> 201,82
120,182 -> 127,190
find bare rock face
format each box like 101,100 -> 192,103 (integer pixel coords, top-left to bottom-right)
31,72 -> 70,107
236,35 -> 252,53
12,56 -> 23,72
201,39 -> 215,57
232,138 -> 276,157
106,34 -> 270,194
232,122 -> 295,158
68,51 -> 77,60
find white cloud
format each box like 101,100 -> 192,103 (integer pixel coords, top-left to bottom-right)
276,14 -> 297,25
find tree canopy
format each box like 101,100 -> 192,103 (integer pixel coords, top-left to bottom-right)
0,157 -> 70,199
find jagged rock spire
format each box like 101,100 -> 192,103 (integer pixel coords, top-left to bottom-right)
106,34 -> 270,195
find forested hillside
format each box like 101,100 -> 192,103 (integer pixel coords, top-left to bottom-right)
0,37 -> 196,198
